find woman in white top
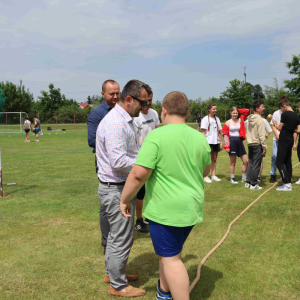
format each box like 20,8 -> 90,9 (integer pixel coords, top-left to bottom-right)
23,117 -> 31,142
223,107 -> 248,184
201,103 -> 223,183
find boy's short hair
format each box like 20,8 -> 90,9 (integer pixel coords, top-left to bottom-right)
253,100 -> 264,112
279,96 -> 290,107
162,91 -> 189,117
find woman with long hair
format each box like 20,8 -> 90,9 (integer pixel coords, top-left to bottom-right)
201,103 -> 223,183
222,107 -> 249,184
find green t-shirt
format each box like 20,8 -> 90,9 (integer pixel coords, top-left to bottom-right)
135,124 -> 211,227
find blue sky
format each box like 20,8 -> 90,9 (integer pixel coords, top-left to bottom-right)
1,0 -> 300,103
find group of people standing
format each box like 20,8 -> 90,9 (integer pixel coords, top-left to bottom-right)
198,96 -> 300,191
87,79 -> 211,299
22,116 -> 41,142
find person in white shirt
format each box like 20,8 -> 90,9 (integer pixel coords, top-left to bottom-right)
133,87 -> 160,233
269,106 -> 284,182
23,117 -> 31,142
201,103 -> 223,183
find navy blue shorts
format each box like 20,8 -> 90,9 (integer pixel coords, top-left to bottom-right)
148,220 -> 194,257
229,137 -> 246,157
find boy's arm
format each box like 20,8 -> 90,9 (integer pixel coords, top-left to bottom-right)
120,165 -> 153,218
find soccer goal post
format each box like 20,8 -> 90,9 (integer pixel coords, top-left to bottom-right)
0,112 -> 29,133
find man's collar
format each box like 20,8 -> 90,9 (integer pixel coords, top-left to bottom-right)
115,103 -> 133,123
101,101 -> 112,111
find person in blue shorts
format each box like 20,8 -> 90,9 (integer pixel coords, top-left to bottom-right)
120,91 -> 211,300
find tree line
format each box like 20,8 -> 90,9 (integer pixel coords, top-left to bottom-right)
1,54 -> 300,123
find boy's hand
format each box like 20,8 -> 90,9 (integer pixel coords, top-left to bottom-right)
120,203 -> 132,219
293,144 -> 297,151
262,150 -> 266,157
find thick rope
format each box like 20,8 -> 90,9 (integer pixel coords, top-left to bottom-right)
189,162 -> 300,293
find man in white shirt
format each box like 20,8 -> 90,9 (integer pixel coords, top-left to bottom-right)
270,105 -> 284,182
133,87 -> 160,233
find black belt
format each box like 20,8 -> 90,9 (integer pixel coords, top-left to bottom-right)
100,181 -> 125,186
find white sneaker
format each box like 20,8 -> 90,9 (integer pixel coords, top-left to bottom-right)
211,176 -> 221,182
250,184 -> 262,190
245,183 -> 250,188
295,178 -> 300,185
241,177 -> 247,182
204,177 -> 212,183
230,178 -> 238,184
276,184 -> 292,191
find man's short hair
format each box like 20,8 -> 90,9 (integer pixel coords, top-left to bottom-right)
120,80 -> 149,102
162,91 -> 189,117
253,100 -> 264,112
102,80 -> 119,92
279,95 -> 290,107
144,84 -> 153,96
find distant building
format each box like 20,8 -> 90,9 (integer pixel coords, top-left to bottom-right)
78,102 -> 89,109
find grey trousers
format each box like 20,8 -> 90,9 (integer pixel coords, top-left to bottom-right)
98,182 -> 136,290
247,145 -> 263,185
96,156 -> 110,248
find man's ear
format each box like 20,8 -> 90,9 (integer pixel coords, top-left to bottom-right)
101,91 -> 104,97
162,107 -> 167,117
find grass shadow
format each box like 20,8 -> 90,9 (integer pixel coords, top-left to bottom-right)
4,185 -> 38,194
189,265 -> 223,300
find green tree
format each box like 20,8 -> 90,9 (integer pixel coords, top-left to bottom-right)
87,96 -> 92,104
0,88 -> 5,114
35,84 -> 78,123
220,79 -> 253,109
0,80 -> 34,113
284,54 -> 300,105
246,83 -> 265,100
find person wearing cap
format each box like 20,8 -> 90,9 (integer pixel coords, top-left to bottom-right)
96,79 -> 149,297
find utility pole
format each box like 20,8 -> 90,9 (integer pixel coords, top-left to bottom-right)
244,67 -> 246,84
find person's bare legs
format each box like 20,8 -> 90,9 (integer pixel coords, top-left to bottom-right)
135,199 -> 143,219
35,133 -> 39,141
229,155 -> 236,175
240,154 -> 248,174
210,151 -> 218,176
159,253 -> 189,300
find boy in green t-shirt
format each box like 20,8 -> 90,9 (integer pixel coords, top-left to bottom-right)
120,91 -> 211,300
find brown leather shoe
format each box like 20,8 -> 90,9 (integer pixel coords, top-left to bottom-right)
108,285 -> 146,297
104,273 -> 138,283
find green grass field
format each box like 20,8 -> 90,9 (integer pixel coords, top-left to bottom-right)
0,125 -> 300,300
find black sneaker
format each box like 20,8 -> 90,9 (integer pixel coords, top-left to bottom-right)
144,218 -> 149,225
270,175 -> 276,183
135,218 -> 149,233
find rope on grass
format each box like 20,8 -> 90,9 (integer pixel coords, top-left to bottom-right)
189,162 -> 300,293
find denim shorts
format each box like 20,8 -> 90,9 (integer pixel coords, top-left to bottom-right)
149,220 -> 194,257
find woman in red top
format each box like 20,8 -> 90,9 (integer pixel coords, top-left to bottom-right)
222,107 -> 249,184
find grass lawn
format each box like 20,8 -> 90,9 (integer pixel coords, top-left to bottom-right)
0,125 -> 300,300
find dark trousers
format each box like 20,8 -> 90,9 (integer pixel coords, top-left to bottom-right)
95,155 -> 110,248
297,136 -> 300,162
276,140 -> 293,184
247,145 -> 262,186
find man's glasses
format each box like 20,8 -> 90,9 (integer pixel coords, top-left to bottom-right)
125,94 -> 148,107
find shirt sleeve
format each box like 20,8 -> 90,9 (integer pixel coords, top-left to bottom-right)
87,110 -> 101,150
201,117 -> 208,130
105,124 -> 136,175
217,118 -> 222,130
135,138 -> 158,170
264,119 -> 272,133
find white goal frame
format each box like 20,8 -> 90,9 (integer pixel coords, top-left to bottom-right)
0,112 -> 29,133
